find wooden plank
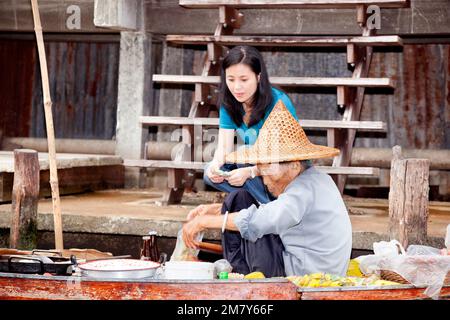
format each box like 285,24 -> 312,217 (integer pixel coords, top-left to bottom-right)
9,150 -> 39,250
124,159 -> 380,175
152,74 -> 395,88
140,116 -> 387,132
166,35 -> 404,46
179,0 -> 410,9
388,146 -> 430,248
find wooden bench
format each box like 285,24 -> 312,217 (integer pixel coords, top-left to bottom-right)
166,35 -> 404,47
124,159 -> 380,176
152,75 -> 395,88
179,0 -> 410,9
140,116 -> 387,132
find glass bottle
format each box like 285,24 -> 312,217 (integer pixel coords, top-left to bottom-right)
140,231 -> 160,262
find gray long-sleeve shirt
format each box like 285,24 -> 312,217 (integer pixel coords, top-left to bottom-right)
233,166 -> 352,277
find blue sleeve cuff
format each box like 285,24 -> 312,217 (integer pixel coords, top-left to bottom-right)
219,124 -> 235,129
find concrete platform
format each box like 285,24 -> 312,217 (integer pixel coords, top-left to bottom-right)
0,188 -> 448,250
0,151 -> 122,173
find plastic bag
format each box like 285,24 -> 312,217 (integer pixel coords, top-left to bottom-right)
377,255 -> 450,299
359,239 -> 450,299
170,229 -> 204,261
373,240 -> 405,256
213,259 -> 233,278
406,245 -> 441,256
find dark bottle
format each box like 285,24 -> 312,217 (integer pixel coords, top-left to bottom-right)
140,231 -> 160,262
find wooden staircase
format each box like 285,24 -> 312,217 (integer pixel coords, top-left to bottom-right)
124,0 -> 409,204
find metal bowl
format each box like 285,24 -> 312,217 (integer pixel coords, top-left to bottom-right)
78,259 -> 161,279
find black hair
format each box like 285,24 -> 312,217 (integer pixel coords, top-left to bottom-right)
218,46 -> 273,127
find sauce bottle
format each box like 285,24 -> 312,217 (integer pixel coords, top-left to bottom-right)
140,231 -> 160,262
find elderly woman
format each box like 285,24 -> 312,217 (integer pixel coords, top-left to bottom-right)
183,101 -> 352,278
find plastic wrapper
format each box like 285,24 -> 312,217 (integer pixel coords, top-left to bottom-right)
406,245 -> 441,256
359,240 -> 450,299
213,259 -> 233,277
378,255 -> 450,299
170,229 -> 204,261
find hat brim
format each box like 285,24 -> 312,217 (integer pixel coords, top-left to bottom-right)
226,143 -> 340,164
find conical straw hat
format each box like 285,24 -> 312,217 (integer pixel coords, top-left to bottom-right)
226,100 -> 340,164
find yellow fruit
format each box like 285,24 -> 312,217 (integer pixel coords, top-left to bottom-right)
299,275 -> 310,287
330,281 -> 342,287
244,271 -> 265,279
372,279 -> 399,286
307,279 -> 321,287
347,259 -> 363,277
309,272 -> 324,279
321,280 -> 333,287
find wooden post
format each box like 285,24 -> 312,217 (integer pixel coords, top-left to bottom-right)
9,149 -> 40,249
31,0 -> 64,250
388,146 -> 430,249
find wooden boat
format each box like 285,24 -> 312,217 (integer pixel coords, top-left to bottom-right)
1,272 -> 449,300
0,272 -> 299,300
298,284 -> 450,300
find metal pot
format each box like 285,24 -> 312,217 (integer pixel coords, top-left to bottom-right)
0,254 -> 76,275
78,254 -> 166,279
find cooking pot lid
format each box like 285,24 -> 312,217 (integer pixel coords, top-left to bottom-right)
78,259 -> 160,271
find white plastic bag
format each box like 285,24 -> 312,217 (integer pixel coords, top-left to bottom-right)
373,239 -> 405,256
170,229 -> 204,261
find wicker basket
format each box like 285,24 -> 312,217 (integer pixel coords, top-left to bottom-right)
381,270 -> 450,286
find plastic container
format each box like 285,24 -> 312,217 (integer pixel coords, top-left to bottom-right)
162,261 -> 215,280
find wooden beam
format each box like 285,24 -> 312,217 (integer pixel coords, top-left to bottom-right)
140,116 -> 387,131
9,149 -> 39,250
179,0 -> 410,9
166,35 -> 404,46
152,74 -> 395,88
219,6 -> 244,29
331,27 -> 376,193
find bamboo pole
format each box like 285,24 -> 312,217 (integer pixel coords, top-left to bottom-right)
30,0 -> 64,250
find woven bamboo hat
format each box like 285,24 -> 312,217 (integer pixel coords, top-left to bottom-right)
226,100 -> 340,164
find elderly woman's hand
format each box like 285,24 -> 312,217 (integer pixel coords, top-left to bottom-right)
206,163 -> 225,184
186,204 -> 209,221
182,216 -> 205,249
187,203 -> 222,221
226,167 -> 253,186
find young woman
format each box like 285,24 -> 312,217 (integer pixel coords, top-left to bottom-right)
204,45 -> 299,204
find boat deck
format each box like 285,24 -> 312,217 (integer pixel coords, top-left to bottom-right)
0,272 -> 448,300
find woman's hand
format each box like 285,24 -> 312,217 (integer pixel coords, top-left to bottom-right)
206,162 -> 225,184
186,203 -> 221,221
226,167 -> 253,187
182,216 -> 206,249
